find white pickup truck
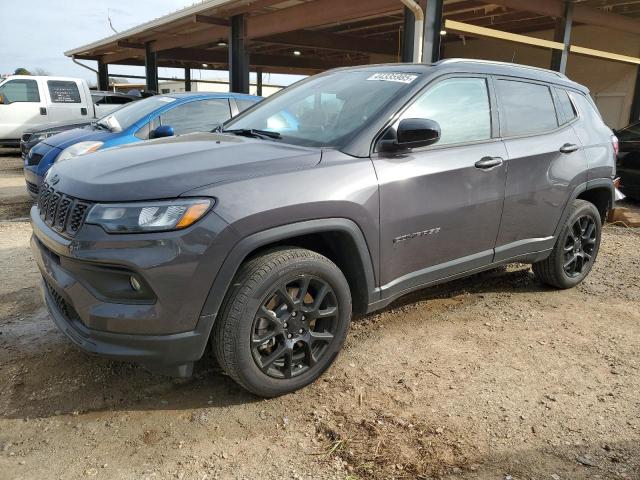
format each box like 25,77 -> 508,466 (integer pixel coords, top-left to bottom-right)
0,75 -> 133,147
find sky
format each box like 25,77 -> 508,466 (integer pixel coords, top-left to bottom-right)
0,0 -> 302,86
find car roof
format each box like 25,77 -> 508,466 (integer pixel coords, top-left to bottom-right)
165,92 -> 262,100
329,58 -> 589,93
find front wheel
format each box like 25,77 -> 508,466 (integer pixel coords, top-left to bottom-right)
213,247 -> 352,397
532,199 -> 602,289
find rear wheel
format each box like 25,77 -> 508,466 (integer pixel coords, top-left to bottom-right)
213,247 -> 352,397
532,199 -> 601,289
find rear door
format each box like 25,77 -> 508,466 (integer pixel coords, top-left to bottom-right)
45,79 -> 90,123
493,78 -> 588,261
0,77 -> 48,140
374,75 -> 507,292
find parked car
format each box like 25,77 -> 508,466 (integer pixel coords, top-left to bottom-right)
0,76 -> 134,147
30,60 -> 616,397
614,120 -> 640,199
24,92 -> 261,197
20,92 -> 138,158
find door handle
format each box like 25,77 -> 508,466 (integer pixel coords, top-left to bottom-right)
559,143 -> 579,154
475,156 -> 504,169
39,107 -> 47,115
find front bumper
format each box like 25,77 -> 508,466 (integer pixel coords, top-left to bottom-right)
41,279 -> 207,376
30,204 -> 237,374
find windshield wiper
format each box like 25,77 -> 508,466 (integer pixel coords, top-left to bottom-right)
91,120 -> 111,132
222,128 -> 282,140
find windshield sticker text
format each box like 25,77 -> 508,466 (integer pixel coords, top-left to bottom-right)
367,73 -> 418,84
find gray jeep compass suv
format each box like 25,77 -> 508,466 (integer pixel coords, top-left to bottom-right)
31,59 -> 616,397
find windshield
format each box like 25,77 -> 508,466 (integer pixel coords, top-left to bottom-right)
98,95 -> 177,132
224,70 -> 420,147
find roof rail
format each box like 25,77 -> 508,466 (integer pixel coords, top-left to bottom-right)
436,58 -> 567,79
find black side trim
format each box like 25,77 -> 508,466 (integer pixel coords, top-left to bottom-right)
199,218 -> 378,321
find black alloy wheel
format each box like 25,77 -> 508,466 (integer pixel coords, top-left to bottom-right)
562,215 -> 597,277
213,247 -> 352,397
532,199 -> 602,289
251,275 -> 339,379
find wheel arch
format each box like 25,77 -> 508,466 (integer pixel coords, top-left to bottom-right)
200,219 -> 378,323
576,183 -> 614,224
554,178 -> 614,238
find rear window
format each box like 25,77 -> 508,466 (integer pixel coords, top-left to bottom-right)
496,80 -> 558,137
555,88 -> 577,124
48,80 -> 81,103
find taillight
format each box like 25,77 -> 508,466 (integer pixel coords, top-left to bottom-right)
612,135 -> 619,156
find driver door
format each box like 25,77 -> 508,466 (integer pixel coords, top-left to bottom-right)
372,75 -> 507,294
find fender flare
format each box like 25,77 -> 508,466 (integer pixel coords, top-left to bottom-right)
198,218 -> 378,325
552,177 -> 615,239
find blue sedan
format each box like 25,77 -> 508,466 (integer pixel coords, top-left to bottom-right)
24,92 -> 261,197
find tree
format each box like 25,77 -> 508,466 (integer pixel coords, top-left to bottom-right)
14,67 -> 31,75
31,68 -> 50,76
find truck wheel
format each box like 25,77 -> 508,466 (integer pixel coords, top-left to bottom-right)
213,247 -> 352,397
532,199 -> 602,289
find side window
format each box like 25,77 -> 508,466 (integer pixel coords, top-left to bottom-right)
400,77 -> 491,146
0,79 -> 40,103
236,99 -> 257,112
135,117 -> 160,140
555,88 -> 577,124
496,80 -> 558,136
47,80 -> 81,103
92,94 -> 106,105
159,99 -> 232,134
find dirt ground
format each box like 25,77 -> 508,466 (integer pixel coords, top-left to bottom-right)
1,150 -> 639,480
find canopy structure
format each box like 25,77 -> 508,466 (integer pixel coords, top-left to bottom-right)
66,0 -> 640,120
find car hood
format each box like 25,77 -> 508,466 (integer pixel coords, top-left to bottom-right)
42,127 -> 114,150
24,119 -> 92,135
48,132 -> 322,201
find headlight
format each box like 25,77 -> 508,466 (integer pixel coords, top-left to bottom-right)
31,131 -> 57,143
86,198 -> 213,233
57,141 -> 104,163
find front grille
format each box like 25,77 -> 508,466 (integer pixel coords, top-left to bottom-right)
27,152 -> 43,166
37,182 -> 93,237
26,181 -> 39,196
44,279 -> 81,325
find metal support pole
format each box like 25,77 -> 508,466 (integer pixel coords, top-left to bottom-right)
550,1 -> 573,74
184,68 -> 192,92
630,66 -> 640,123
97,60 -> 109,91
144,42 -> 159,92
402,7 -> 415,63
229,14 -> 250,93
256,68 -> 263,96
422,0 -> 444,63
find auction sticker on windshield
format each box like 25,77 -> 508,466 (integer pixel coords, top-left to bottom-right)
367,73 -> 418,84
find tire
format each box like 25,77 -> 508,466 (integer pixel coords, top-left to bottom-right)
213,247 -> 352,397
532,199 -> 602,289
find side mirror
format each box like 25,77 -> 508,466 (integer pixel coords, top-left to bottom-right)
379,118 -> 441,152
150,125 -> 174,139
396,118 -> 441,148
